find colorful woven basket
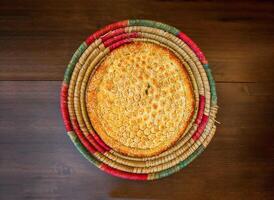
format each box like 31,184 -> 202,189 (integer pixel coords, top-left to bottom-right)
60,19 -> 218,180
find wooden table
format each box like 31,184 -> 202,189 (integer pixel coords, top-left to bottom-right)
1,1 -> 273,199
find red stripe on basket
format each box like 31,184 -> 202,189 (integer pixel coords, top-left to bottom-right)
85,36 -> 96,46
103,32 -> 138,48
109,38 -> 132,51
60,83 -> 73,132
86,134 -> 110,153
100,163 -> 148,180
195,95 -> 205,125
192,114 -> 209,141
101,28 -> 126,42
177,32 -> 208,64
86,20 -> 128,45
85,133 -> 106,153
92,133 -> 111,151
72,119 -> 97,153
71,118 -> 109,153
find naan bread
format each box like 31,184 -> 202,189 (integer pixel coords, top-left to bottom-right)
86,42 -> 194,157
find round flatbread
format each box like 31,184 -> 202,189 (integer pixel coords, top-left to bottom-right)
86,41 -> 195,157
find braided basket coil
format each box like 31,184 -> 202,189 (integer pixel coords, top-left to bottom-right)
60,19 -> 218,180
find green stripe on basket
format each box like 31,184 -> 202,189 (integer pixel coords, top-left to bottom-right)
155,145 -> 205,179
64,42 -> 87,84
204,65 -> 217,105
129,19 -> 180,36
204,64 -> 209,69
67,131 -> 100,167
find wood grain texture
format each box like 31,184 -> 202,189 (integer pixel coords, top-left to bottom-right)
0,0 -> 273,200
0,0 -> 273,82
0,81 -> 273,200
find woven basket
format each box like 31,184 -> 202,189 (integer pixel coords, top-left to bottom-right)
60,19 -> 218,180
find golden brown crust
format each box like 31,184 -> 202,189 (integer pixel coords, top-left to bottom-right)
86,41 -> 195,157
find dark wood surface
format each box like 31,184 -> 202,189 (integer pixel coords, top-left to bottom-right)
0,1 -> 273,199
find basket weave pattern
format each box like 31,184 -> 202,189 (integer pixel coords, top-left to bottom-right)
60,20 -> 218,180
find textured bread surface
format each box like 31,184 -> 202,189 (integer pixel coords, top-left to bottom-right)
86,41 -> 194,157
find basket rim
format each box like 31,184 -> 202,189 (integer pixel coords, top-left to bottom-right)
60,19 -> 218,180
